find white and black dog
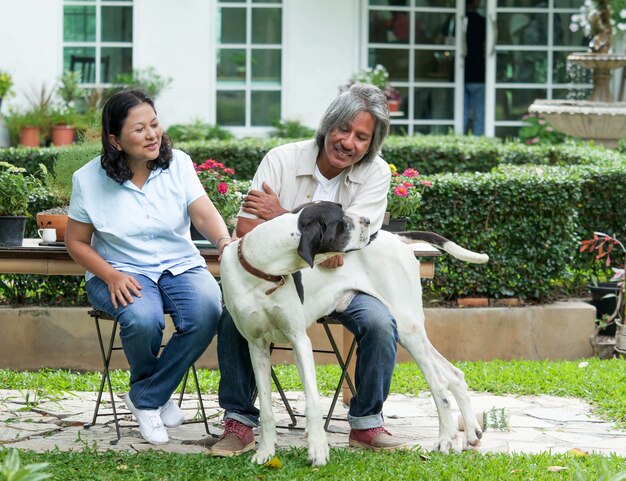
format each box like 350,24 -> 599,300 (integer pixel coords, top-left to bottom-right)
220,201 -> 488,466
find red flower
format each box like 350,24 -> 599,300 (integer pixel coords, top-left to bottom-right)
402,168 -> 419,178
393,184 -> 409,197
217,182 -> 229,194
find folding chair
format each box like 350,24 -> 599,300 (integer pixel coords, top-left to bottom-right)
83,309 -> 211,444
270,316 -> 357,431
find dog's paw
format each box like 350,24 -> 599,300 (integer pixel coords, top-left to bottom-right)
464,427 -> 483,449
433,433 -> 462,453
252,446 -> 275,465
307,441 -> 330,466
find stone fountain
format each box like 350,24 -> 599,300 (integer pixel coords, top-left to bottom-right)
528,0 -> 626,148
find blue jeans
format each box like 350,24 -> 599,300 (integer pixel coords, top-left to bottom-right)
464,82 -> 485,136
218,293 -> 399,429
87,266 -> 221,410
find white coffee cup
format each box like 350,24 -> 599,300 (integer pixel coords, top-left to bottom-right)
38,228 -> 57,243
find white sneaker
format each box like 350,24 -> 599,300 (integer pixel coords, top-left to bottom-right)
160,399 -> 185,428
124,395 -> 169,445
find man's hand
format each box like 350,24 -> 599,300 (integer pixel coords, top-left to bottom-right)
106,271 -> 142,309
242,182 -> 288,220
319,255 -> 344,269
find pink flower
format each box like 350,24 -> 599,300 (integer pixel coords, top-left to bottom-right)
217,182 -> 229,194
394,185 -> 409,197
403,168 -> 419,178
420,180 -> 432,187
403,181 -> 413,188
223,167 -> 235,175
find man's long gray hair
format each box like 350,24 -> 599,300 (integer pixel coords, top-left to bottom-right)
315,83 -> 390,164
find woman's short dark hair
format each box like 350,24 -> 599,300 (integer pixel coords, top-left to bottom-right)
100,89 -> 173,183
315,83 -> 390,164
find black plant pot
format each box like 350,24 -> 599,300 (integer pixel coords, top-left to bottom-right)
190,223 -> 204,241
587,281 -> 620,336
382,217 -> 408,232
0,216 -> 27,246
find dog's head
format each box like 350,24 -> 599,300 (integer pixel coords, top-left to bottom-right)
293,201 -> 370,267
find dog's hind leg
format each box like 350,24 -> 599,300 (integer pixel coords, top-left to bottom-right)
290,334 -> 330,466
428,343 -> 483,448
399,334 -> 462,452
247,342 -> 276,464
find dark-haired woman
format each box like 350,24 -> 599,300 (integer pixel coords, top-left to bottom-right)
66,89 -> 232,445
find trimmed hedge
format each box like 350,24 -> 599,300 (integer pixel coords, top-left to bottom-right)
1,136 -> 626,303
413,165 -> 581,300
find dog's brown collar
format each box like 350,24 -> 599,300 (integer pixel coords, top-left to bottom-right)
237,236 -> 286,295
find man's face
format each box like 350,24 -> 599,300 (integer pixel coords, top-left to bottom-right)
319,111 -> 376,178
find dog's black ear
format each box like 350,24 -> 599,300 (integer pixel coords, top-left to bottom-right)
297,222 -> 323,268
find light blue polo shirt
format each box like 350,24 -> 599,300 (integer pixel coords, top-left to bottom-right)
68,149 -> 208,282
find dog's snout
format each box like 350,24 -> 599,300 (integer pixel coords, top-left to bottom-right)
360,216 -> 370,226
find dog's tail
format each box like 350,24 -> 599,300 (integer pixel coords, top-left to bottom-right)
397,231 -> 489,264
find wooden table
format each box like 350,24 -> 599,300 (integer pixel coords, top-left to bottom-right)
0,239 -> 221,276
0,239 -> 439,278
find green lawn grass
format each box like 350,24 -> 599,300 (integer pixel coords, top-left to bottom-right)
1,359 -> 626,480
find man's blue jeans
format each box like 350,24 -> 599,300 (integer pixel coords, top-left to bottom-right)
87,266 -> 221,410
464,82 -> 485,136
218,292 -> 399,429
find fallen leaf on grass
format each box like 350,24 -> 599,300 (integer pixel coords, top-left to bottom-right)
264,456 -> 283,469
567,448 -> 588,457
547,466 -> 567,472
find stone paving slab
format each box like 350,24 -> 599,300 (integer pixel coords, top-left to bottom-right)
1,389 -> 625,457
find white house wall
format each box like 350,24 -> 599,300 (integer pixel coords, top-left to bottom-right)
133,0 -> 214,127
0,0 -> 62,112
281,0 -> 362,130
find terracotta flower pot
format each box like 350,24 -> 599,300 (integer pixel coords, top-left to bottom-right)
51,125 -> 75,146
19,126 -> 40,147
36,213 -> 68,241
388,99 -> 400,112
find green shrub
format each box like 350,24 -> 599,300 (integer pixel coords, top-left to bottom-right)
167,120 -> 233,142
270,119 -> 315,138
177,137 -> 291,180
413,165 -> 581,300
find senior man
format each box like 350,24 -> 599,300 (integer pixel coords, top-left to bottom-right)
212,83 -> 407,456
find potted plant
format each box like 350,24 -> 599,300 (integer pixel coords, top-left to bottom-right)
384,164 -> 431,232
50,70 -> 83,146
0,70 -> 13,147
0,162 -> 38,246
580,231 -> 626,355
0,70 -> 14,114
341,64 -> 402,112
193,158 -> 250,237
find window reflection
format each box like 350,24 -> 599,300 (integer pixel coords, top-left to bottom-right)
217,91 -> 246,126
64,6 -> 96,42
495,88 -> 546,121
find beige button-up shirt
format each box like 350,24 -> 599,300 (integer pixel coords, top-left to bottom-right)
238,139 -> 391,231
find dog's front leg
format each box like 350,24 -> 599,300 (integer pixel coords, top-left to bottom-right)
247,342 -> 276,464
291,334 -> 329,466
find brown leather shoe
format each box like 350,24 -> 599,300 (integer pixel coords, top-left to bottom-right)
210,419 -> 255,457
349,426 -> 409,452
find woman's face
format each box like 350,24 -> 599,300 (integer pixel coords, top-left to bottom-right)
110,102 -> 163,165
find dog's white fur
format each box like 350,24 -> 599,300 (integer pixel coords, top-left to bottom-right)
220,203 -> 487,466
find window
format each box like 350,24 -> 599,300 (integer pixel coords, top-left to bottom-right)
493,1 -> 589,138
63,0 -> 133,85
216,0 -> 282,129
367,0 -> 457,136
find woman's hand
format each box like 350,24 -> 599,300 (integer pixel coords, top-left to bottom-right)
105,270 -> 142,309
